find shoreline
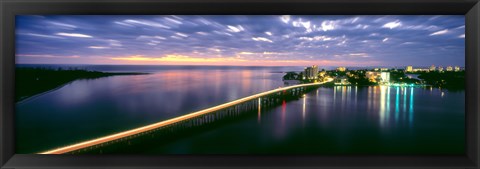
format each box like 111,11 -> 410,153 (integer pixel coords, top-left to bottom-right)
16,81 -> 74,105
287,81 -> 463,91
16,68 -> 150,103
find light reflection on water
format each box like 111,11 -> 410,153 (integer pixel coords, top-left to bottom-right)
16,65 -> 465,154
410,87 -> 414,126
147,85 -> 464,154
328,85 -> 461,131
16,66 -> 291,153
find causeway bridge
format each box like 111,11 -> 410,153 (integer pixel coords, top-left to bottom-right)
40,80 -> 332,154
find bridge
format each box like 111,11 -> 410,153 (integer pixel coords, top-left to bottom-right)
40,80 -> 332,154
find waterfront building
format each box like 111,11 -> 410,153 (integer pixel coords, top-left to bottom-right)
366,71 -> 381,83
334,76 -> 351,85
372,68 -> 388,72
304,65 -> 319,80
406,66 -> 413,72
446,66 -> 453,71
337,67 -> 346,72
366,71 -> 390,84
380,72 -> 390,83
413,68 -> 429,72
430,65 -> 436,71
454,66 -> 460,71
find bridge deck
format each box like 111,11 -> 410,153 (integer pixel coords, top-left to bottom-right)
40,80 -> 331,154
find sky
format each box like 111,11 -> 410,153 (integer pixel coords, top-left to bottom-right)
16,15 -> 465,67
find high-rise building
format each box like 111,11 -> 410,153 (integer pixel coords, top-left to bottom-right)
366,71 -> 390,84
304,65 -> 318,80
406,66 -> 413,72
334,76 -> 351,85
336,67 -> 346,72
446,66 -> 453,71
380,72 -> 390,83
430,65 -> 436,71
454,66 -> 460,71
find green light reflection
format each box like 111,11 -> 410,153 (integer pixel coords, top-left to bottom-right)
409,87 -> 414,127
395,87 -> 400,122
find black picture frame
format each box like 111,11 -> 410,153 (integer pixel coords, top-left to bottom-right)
1,0 -> 479,168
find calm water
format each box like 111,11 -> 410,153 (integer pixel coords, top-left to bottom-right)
15,65 -> 465,154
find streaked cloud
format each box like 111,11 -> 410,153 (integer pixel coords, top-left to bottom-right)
165,17 -> 183,24
227,25 -> 245,33
175,32 -> 189,38
320,21 -> 336,31
293,19 -> 312,32
108,40 -> 122,47
382,20 -> 402,29
17,54 -> 80,58
429,29 -> 448,36
280,15 -> 290,24
114,21 -> 134,27
122,19 -> 170,29
252,37 -> 273,43
16,15 -> 465,67
299,36 -> 333,41
403,25 -> 439,31
47,21 -> 77,29
56,32 -> 93,38
239,51 -> 286,55
349,53 -> 370,58
88,46 -> 109,49
22,33 -> 65,39
196,32 -> 208,36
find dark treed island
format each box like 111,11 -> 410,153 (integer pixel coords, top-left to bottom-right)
15,67 -> 149,102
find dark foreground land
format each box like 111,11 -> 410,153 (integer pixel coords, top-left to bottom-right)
16,67 -> 148,102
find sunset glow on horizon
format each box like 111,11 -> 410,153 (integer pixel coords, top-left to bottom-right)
16,15 -> 465,67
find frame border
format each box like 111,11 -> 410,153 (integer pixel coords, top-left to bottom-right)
1,0 -> 479,168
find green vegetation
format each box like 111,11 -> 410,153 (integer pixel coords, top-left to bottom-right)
389,70 -> 420,84
16,67 -> 148,103
417,71 -> 465,90
282,72 -> 302,80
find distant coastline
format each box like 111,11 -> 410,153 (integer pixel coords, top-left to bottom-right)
16,67 -> 149,103
283,66 -> 465,91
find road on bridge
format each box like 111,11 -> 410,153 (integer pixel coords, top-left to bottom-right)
40,79 -> 332,154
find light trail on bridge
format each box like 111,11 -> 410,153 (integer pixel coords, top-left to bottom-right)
40,80 -> 332,154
